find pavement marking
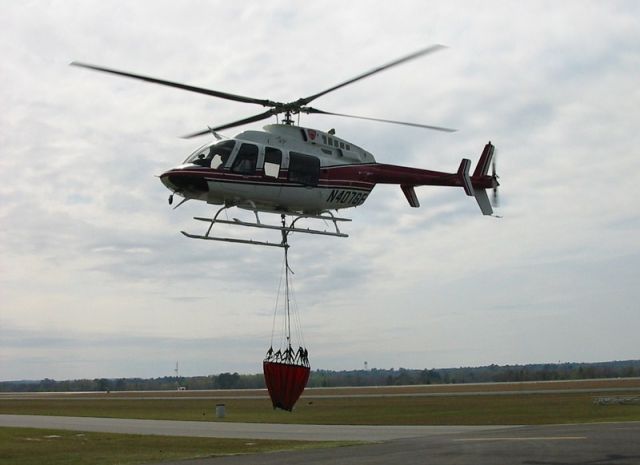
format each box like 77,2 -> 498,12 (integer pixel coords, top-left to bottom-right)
453,436 -> 587,442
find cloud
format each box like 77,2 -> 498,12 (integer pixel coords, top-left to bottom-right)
1,1 -> 640,380
0,323 -> 268,379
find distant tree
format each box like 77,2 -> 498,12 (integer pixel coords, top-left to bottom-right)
216,372 -> 240,389
4,359 -> 640,392
96,378 -> 111,391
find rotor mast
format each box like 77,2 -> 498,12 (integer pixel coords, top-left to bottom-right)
282,110 -> 295,126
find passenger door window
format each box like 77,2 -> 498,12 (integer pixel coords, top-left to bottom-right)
263,147 -> 282,179
231,143 -> 258,174
288,152 -> 320,186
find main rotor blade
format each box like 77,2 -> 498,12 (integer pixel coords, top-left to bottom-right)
304,107 -> 456,132
71,62 -> 276,107
298,44 -> 447,106
181,109 -> 276,138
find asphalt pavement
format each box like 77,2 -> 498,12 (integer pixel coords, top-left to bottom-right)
155,421 -> 640,465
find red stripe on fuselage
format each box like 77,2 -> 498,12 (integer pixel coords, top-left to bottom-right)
160,161 -> 488,191
161,164 -> 378,190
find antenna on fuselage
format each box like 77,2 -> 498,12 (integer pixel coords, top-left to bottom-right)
207,126 -> 222,140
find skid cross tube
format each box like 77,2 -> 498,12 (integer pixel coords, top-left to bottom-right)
181,206 -> 350,247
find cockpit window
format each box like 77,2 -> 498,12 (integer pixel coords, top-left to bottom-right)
209,140 -> 235,169
184,140 -> 236,168
184,144 -> 209,165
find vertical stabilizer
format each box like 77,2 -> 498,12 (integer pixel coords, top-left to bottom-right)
472,142 -> 496,215
401,185 -> 420,207
473,142 -> 495,177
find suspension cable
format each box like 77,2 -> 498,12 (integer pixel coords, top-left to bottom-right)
266,214 -> 307,364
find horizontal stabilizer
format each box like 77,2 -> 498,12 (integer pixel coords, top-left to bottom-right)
473,188 -> 493,215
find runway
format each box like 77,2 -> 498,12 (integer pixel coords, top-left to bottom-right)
0,414 -> 510,441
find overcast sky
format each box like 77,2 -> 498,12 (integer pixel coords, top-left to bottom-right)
1,1 -> 639,381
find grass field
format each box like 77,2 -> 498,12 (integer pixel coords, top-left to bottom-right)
4,377 -> 639,399
0,427 -> 348,465
2,380 -> 640,465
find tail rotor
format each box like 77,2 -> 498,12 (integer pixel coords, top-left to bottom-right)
491,153 -> 500,208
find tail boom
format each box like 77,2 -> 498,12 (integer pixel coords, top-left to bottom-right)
359,142 -> 497,215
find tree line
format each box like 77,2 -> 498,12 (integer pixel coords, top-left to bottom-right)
2,359 -> 639,392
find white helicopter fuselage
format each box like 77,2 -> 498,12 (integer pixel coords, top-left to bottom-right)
161,124 -> 496,217
161,124 -> 378,214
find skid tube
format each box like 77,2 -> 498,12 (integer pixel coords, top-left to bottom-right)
181,205 -> 350,248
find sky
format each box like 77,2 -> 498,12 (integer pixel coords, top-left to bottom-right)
1,1 -> 639,381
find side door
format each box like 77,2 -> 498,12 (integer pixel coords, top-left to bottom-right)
262,146 -> 282,180
259,146 -> 283,205
283,152 -> 322,210
230,143 -> 259,176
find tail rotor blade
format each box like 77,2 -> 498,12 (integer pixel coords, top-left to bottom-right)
491,149 -> 500,208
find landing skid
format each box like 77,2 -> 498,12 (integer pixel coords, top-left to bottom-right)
181,205 -> 350,248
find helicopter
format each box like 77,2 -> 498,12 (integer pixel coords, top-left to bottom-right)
71,44 -> 499,248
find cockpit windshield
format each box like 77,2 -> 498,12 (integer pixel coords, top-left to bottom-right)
184,140 -> 236,168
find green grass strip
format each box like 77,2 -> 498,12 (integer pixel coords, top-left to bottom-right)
0,427 -> 351,465
2,392 -> 640,425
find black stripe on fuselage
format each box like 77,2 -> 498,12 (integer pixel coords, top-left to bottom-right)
202,177 -> 374,192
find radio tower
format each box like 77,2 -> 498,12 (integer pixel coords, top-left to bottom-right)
175,361 -> 180,390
